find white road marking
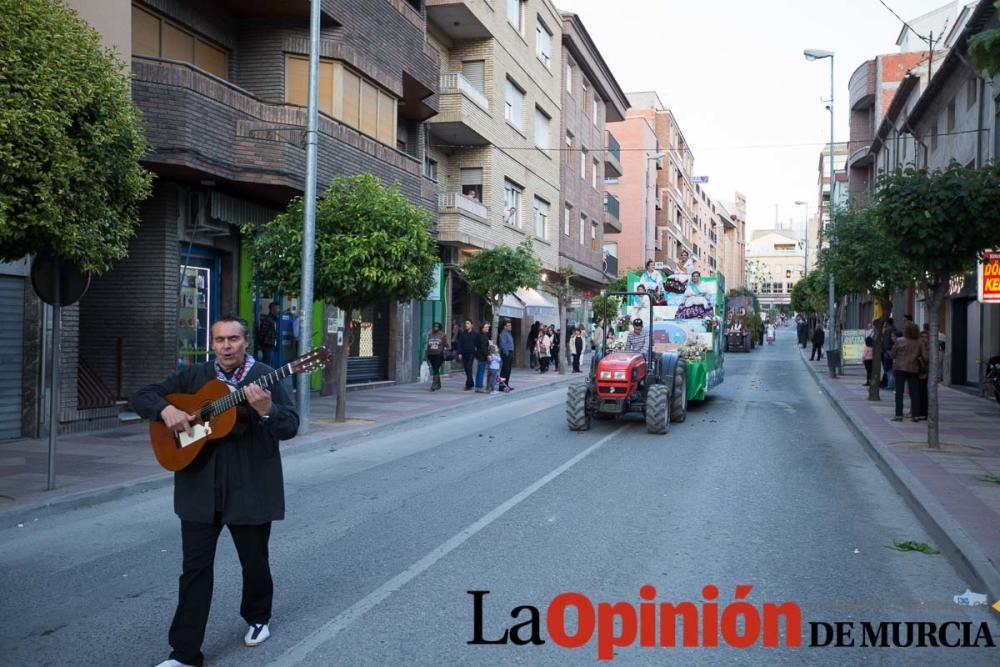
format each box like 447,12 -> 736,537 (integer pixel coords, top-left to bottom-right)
270,423 -> 632,666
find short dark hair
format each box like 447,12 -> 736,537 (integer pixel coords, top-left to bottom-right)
268,301 -> 279,309
645,259 -> 654,267
212,314 -> 249,339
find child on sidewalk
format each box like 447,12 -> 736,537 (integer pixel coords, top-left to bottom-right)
487,344 -> 501,395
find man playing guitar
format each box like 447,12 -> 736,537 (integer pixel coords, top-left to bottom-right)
131,315 -> 299,667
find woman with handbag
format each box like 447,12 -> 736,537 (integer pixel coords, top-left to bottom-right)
425,322 -> 448,391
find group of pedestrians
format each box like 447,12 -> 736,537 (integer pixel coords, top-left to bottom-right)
424,319 -> 515,395
863,317 -> 931,422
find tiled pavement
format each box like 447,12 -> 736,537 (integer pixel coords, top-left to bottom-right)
802,348 -> 1000,597
0,360 -> 583,519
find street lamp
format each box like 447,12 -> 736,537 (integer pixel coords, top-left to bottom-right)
794,200 -> 809,278
804,47 -> 838,377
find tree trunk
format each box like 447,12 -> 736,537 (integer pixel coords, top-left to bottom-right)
490,297 -> 501,345
925,280 -> 947,449
869,313 -> 885,402
335,322 -> 355,423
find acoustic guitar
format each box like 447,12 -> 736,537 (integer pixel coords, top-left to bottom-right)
149,347 -> 331,471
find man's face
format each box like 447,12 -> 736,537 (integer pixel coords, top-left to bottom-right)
269,304 -> 279,317
505,323 -> 511,331
633,324 -> 642,333
212,321 -> 247,371
465,320 -> 472,331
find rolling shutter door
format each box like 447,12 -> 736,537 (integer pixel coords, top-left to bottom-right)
0,277 -> 24,439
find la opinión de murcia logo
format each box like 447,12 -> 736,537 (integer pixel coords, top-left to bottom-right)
468,586 -> 996,660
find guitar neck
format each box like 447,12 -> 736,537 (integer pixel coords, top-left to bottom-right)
210,364 -> 294,416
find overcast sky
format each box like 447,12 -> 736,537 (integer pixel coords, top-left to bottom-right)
556,0 -> 955,233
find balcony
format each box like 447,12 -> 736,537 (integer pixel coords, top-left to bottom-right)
849,59 -> 876,110
605,130 -> 623,177
426,0 -> 493,40
440,72 -> 489,112
603,193 -> 621,233
437,191 -> 491,248
429,73 -> 493,147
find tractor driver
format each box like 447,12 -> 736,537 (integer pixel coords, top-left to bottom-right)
625,318 -> 650,357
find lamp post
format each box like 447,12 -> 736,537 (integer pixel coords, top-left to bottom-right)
804,48 -> 838,377
794,200 -> 809,278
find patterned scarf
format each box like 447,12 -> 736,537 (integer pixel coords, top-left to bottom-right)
214,354 -> 256,389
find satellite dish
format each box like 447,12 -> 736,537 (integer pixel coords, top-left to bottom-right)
30,250 -> 91,306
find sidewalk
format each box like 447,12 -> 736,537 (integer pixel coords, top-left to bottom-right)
801,348 -> 1000,598
0,361 -> 581,522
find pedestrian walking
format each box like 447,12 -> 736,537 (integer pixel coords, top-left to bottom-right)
862,336 -> 874,387
591,318 -> 605,352
474,322 -> 491,392
810,323 -> 825,361
256,302 -> 279,365
572,326 -> 584,373
131,315 -> 299,667
456,320 -> 477,391
550,325 -> 561,371
536,326 -> 552,373
425,322 -> 448,391
889,321 -> 924,422
498,319 -> 515,390
527,322 -> 540,370
796,316 -> 808,348
487,343 -> 501,394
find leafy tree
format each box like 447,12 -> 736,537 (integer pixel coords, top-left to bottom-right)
460,240 -> 541,338
969,2 -> 1000,75
247,173 -> 438,422
0,0 -> 152,273
876,162 -> 1000,447
819,206 -> 917,400
790,270 -> 827,315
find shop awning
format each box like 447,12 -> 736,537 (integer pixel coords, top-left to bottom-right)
516,287 -> 559,325
497,293 -> 525,319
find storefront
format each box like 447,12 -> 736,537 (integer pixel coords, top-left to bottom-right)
177,245 -> 221,368
0,268 -> 26,440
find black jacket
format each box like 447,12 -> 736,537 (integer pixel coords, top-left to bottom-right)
131,360 -> 299,524
812,327 -> 826,346
475,331 -> 491,362
574,335 -> 584,354
457,329 -> 478,355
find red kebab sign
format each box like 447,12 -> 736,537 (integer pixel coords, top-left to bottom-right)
980,250 -> 1000,304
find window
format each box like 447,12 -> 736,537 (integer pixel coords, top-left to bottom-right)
582,81 -> 591,114
536,19 -> 552,67
786,282 -> 795,293
564,204 -> 572,236
534,106 -> 551,150
131,6 -> 228,78
462,60 -> 486,94
579,213 -> 586,245
505,78 -> 525,130
566,130 -> 573,150
591,221 -> 598,250
930,121 -> 938,151
967,78 -> 978,111
460,168 -> 483,202
534,197 -> 550,240
580,148 -> 587,179
506,0 -> 524,33
504,179 -> 523,227
592,95 -> 600,125
286,57 -> 397,146
592,158 -> 599,188
947,98 -> 956,132
565,61 -> 573,94
423,157 -> 438,181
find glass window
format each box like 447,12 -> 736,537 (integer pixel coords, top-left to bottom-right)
592,158 -> 599,188
534,107 -> 550,150
580,149 -> 587,179
195,40 -> 227,78
534,197 -> 549,240
132,7 -> 160,57
506,0 -> 523,33
342,69 -> 361,129
536,19 -> 552,67
377,91 -> 396,145
579,213 -> 586,245
592,95 -> 600,125
132,6 -> 229,80
360,81 -> 378,137
591,221 -> 598,250
424,157 -> 438,181
504,179 -> 522,227
564,204 -> 571,235
460,168 -> 483,202
505,78 -> 524,130
285,57 -> 334,115
565,61 -> 572,94
162,21 -> 194,61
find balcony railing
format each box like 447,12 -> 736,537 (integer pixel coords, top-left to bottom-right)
438,191 -> 488,221
603,193 -> 620,219
440,72 -> 489,112
606,131 -> 621,163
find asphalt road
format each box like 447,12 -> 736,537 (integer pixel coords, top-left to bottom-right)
1,327 -> 997,666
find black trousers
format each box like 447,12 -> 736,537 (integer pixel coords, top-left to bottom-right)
894,370 -> 919,418
918,376 -> 929,418
551,348 -> 560,370
169,519 -> 273,667
500,352 -> 513,384
810,343 -> 823,360
863,359 -> 873,384
572,352 -> 581,372
427,354 -> 443,376
462,354 -> 475,388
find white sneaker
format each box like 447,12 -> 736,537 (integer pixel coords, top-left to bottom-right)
244,623 -> 270,647
154,660 -> 195,667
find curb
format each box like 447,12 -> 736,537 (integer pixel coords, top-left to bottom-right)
0,375 -> 577,527
799,352 -> 1000,601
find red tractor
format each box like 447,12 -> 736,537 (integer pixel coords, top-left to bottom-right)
566,293 -> 687,433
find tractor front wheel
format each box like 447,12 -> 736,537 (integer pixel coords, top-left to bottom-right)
566,383 -> 592,431
645,384 -> 670,434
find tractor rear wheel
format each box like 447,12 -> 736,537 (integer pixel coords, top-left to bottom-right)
671,359 -> 687,423
566,383 -> 591,431
645,384 -> 670,434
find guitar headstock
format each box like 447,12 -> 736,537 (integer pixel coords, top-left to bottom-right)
291,347 -> 332,374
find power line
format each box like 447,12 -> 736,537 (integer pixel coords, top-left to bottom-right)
878,0 -> 929,42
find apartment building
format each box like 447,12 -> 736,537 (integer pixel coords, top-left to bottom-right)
603,110 -> 658,275
746,229 -> 804,308
2,0 -> 441,439
425,0 -> 564,343
558,11 -> 629,326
